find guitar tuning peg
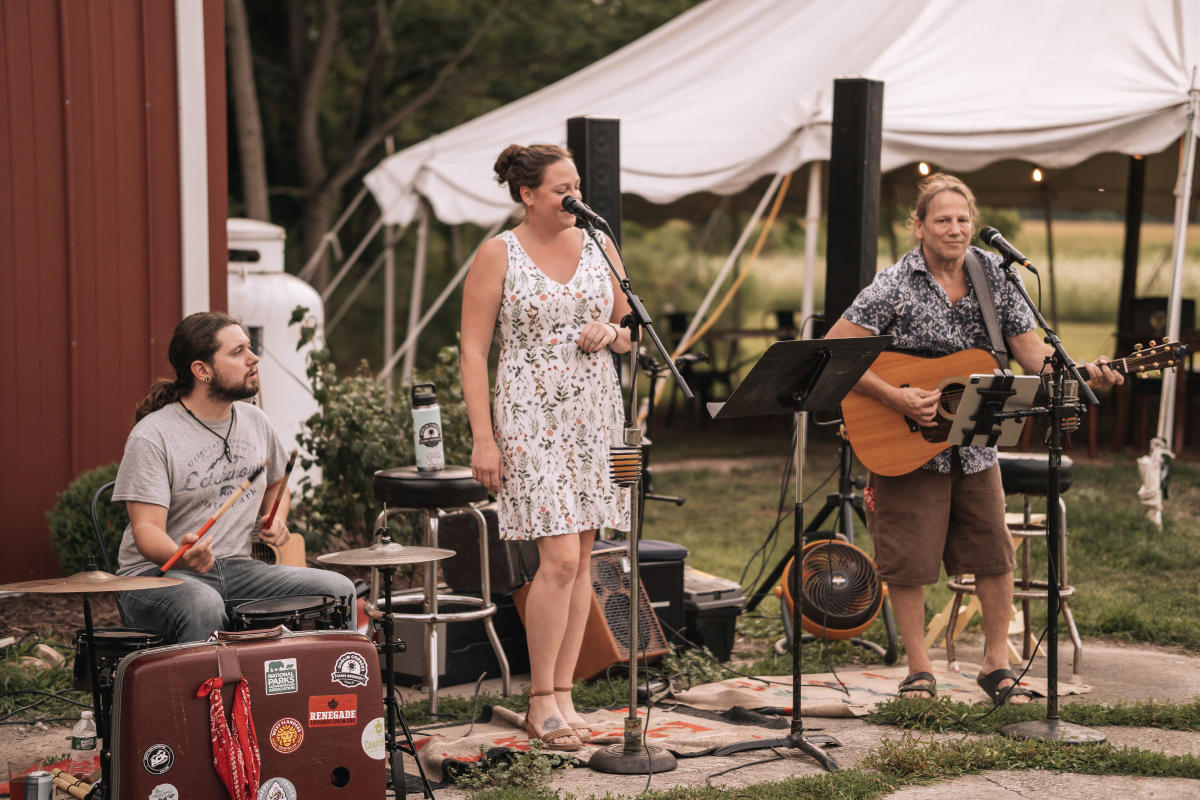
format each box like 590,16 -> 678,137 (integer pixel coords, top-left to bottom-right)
1149,340 -> 1157,347
1163,336 -> 1171,343
1134,343 -> 1143,351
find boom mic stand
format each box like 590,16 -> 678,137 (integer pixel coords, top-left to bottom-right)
576,217 -> 691,775
987,254 -> 1106,745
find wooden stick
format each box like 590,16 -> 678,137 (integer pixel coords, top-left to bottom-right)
49,768 -> 93,800
262,449 -> 297,529
160,461 -> 268,572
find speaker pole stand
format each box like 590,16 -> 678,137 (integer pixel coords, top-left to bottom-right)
583,223 -> 684,775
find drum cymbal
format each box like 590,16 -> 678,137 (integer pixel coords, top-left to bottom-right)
0,569 -> 183,594
316,543 -> 455,567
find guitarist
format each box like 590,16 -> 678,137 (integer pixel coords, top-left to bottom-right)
824,173 -> 1121,706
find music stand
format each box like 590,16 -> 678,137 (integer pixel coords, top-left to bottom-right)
709,336 -> 890,770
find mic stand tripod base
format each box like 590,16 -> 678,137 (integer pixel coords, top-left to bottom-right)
1001,718 -> 1107,744
714,729 -> 840,769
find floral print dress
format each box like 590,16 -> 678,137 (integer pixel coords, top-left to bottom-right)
492,228 -> 630,540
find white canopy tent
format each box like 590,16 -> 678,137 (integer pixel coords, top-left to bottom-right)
362,0 -> 1199,522
365,0 -> 1198,227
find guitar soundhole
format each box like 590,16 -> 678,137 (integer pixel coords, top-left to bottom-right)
251,540 -> 277,564
919,382 -> 962,443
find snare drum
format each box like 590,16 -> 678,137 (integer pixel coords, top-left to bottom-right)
73,628 -> 163,691
230,594 -> 347,632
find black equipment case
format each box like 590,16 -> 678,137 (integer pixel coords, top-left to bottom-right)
111,628 -> 385,799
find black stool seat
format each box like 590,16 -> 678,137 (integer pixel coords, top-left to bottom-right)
595,538 -> 690,562
373,465 -> 488,508
997,452 -> 1073,495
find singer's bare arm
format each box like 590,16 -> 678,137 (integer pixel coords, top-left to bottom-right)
128,501 -> 214,573
461,237 -> 508,492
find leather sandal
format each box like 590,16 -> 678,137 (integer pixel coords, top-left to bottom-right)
976,668 -> 1038,706
555,686 -> 593,741
524,690 -> 582,751
897,671 -> 937,699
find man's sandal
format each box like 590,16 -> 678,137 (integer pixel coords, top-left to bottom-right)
555,686 -> 593,741
524,690 -> 582,751
897,671 -> 937,699
976,668 -> 1037,706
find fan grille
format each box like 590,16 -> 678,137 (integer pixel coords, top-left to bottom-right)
784,539 -> 883,640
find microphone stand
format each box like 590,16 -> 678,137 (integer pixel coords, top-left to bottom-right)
993,258 -> 1106,745
576,217 -> 692,775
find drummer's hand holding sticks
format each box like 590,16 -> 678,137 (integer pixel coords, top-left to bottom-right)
257,449 -> 297,549
159,459 -> 269,573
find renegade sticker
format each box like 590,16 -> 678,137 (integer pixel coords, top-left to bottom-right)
268,717 -> 304,754
264,657 -> 298,696
331,651 -> 369,687
142,743 -> 174,775
308,694 -> 358,727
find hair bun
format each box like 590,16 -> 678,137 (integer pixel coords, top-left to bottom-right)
493,144 -> 524,185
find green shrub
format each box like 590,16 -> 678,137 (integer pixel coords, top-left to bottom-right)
290,343 -> 471,550
46,462 -> 123,575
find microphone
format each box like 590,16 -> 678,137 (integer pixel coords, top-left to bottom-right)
979,226 -> 1039,275
561,196 -> 610,230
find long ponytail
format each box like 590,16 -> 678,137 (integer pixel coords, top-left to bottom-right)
134,311 -> 241,421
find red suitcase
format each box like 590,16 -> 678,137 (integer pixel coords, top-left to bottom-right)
111,628 -> 386,799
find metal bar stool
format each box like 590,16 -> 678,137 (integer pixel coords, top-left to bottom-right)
945,452 -> 1083,680
369,465 -> 511,713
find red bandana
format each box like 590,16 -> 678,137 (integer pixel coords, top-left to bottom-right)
197,676 -> 261,800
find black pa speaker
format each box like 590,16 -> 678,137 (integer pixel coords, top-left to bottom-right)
567,116 -> 622,246
438,504 -> 539,597
825,78 -> 884,324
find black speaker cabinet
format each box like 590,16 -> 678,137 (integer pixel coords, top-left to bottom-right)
825,77 -> 884,324
438,504 -> 539,596
567,116 -> 622,246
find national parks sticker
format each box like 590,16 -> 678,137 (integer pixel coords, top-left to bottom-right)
264,657 -> 298,696
309,693 -> 358,727
268,717 -> 304,754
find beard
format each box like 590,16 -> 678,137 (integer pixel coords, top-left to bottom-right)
209,371 -> 259,402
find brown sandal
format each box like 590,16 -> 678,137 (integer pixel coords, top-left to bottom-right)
555,685 -> 594,741
524,690 -> 582,751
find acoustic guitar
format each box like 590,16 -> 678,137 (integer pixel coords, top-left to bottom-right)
841,340 -> 1187,476
251,533 -> 308,567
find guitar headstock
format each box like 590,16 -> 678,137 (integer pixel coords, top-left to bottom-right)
1124,338 -> 1189,376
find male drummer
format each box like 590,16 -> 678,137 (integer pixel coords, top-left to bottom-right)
112,311 -> 355,643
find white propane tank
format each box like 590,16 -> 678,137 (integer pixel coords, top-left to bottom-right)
226,218 -> 322,493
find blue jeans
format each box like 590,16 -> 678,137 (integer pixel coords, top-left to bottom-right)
118,557 -> 357,643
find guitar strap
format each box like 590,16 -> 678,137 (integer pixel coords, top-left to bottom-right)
964,249 -> 1008,369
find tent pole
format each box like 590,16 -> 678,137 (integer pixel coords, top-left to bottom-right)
402,203 -> 430,385
1154,78 -> 1199,453
797,161 -> 822,500
384,137 -> 398,407
321,216 -> 384,302
377,218 -> 507,382
326,249 -> 389,334
673,173 -> 785,355
1042,182 -> 1058,330
298,184 -> 370,284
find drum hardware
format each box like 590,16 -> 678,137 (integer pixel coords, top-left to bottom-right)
72,628 -> 163,692
0,559 -> 183,800
319,536 -> 452,798
230,593 -> 348,632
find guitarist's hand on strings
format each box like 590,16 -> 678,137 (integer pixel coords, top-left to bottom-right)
1079,357 -> 1123,389
890,385 -> 942,427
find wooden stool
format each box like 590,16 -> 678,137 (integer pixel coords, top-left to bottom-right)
942,453 -> 1082,680
369,466 -> 512,713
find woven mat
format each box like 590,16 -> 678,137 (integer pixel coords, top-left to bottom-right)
672,662 -> 1090,717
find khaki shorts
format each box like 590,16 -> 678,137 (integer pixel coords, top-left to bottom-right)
866,457 -> 1014,586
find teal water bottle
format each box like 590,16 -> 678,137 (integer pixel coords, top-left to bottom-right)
411,383 -> 445,471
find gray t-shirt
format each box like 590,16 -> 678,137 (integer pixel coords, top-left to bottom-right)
113,401 -> 287,575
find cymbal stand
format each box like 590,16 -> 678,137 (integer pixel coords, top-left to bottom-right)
375,546 -> 436,798
81,565 -> 111,800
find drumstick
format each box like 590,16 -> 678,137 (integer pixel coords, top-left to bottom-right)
262,449 -> 297,530
160,460 -> 268,573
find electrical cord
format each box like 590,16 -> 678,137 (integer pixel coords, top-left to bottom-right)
0,690 -> 91,724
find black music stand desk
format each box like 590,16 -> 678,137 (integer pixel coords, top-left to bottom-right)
708,336 -> 891,770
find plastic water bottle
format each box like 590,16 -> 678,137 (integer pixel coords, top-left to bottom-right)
68,709 -> 98,779
411,383 -> 445,471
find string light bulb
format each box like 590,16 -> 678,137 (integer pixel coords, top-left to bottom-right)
918,162 -> 930,176
1032,167 -> 1044,183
